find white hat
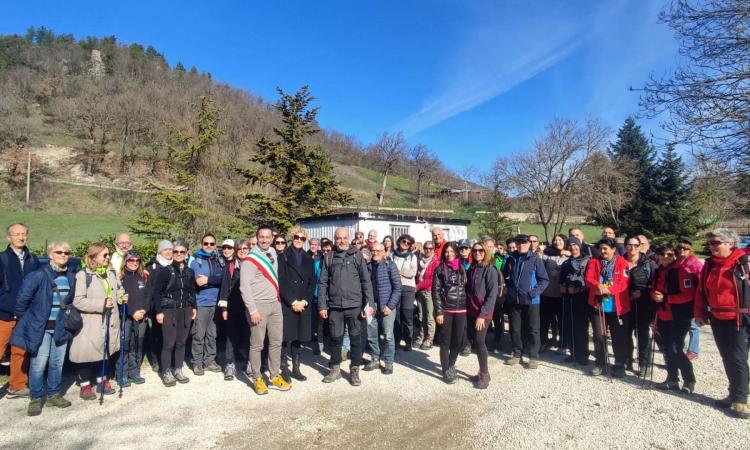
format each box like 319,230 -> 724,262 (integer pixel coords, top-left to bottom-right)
221,239 -> 235,248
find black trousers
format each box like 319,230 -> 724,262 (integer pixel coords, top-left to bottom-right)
77,356 -> 117,385
711,316 -> 750,403
468,316 -> 489,373
222,304 -> 250,365
491,301 -> 506,348
160,307 -> 192,372
568,293 -> 590,364
540,295 -> 562,347
590,309 -> 630,367
438,312 -> 466,372
145,316 -> 163,368
328,307 -> 364,366
122,317 -> 147,378
394,287 -> 416,346
659,318 -> 695,383
628,294 -> 656,366
509,303 -> 540,359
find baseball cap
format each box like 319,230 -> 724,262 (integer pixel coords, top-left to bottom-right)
458,239 -> 471,248
221,239 -> 235,248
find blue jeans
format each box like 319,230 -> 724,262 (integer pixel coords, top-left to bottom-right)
688,319 -> 700,355
29,330 -> 67,399
367,308 -> 397,364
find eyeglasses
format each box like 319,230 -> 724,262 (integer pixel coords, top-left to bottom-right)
126,259 -> 141,263
222,246 -> 234,250
472,249 -> 485,253
174,250 -> 187,255
424,246 -> 434,250
116,241 -> 132,246
293,235 -> 306,242
274,241 -> 286,245
53,251 -> 71,256
707,240 -> 724,247
203,242 -> 216,247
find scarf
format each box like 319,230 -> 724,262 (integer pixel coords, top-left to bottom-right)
291,246 -> 304,266
156,255 -> 173,267
94,266 -> 111,297
447,258 -> 460,271
194,248 -> 215,258
392,248 -> 412,259
49,260 -> 67,273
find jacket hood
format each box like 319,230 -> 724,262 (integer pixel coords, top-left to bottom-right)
710,247 -> 746,268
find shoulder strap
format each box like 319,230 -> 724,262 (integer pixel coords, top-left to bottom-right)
0,252 -> 8,293
85,271 -> 93,289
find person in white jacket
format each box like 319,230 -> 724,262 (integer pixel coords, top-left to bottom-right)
391,234 -> 418,351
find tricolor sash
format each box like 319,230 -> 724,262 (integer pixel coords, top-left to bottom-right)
244,250 -> 279,300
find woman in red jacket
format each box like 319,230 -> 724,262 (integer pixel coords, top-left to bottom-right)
585,238 -> 631,378
695,228 -> 750,419
650,244 -> 698,393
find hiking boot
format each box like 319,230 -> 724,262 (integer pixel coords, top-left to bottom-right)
681,381 -> 696,394
460,344 -> 471,356
504,356 -> 521,366
253,377 -> 269,395
7,387 -> 29,399
625,360 -> 635,373
129,375 -> 146,385
655,380 -> 680,390
224,363 -> 236,381
420,338 -> 433,350
611,365 -> 626,378
322,365 -> 341,383
27,398 -> 43,416
162,370 -> 177,387
193,365 -> 204,376
150,362 -> 160,373
97,380 -> 115,395
349,365 -> 361,386
363,359 -> 380,372
79,385 -> 97,400
403,342 -> 413,352
686,351 -> 698,361
526,359 -> 539,369
205,361 -> 222,373
270,374 -> 292,391
474,372 -> 490,389
291,364 -> 307,381
381,363 -> 393,375
443,366 -> 458,384
118,378 -> 132,388
174,369 -> 190,384
47,394 -> 71,408
715,395 -> 733,409
730,402 -> 749,419
414,335 -> 424,348
281,366 -> 293,384
589,366 -> 604,377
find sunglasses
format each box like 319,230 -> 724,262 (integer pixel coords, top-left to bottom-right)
660,252 -> 675,257
222,246 -> 234,250
203,242 -> 216,247
472,248 -> 485,253
707,240 -> 724,247
126,258 -> 141,263
274,241 -> 286,245
53,251 -> 71,256
293,235 -> 307,242
174,250 -> 187,255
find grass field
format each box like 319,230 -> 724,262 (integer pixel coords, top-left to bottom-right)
467,221 -> 601,242
0,210 -> 133,251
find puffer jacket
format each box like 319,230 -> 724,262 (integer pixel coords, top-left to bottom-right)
152,261 -> 197,313
369,259 -> 402,310
467,264 -> 499,320
318,244 -> 374,311
432,262 -> 467,315
695,248 -> 749,324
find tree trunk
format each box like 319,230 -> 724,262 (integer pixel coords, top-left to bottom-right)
416,175 -> 423,207
379,169 -> 389,206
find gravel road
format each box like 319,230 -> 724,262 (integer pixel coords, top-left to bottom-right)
1,327 -> 748,449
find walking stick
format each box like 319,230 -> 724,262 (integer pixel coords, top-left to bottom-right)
640,319 -> 657,388
100,307 -> 111,405
118,302 -> 127,398
598,305 -> 611,380
559,295 -> 566,357
569,293 -> 576,361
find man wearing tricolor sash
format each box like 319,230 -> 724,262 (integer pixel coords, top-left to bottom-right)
240,226 -> 291,395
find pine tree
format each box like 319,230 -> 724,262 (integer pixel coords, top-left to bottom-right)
609,117 -> 660,235
239,86 -> 351,232
476,176 -> 517,243
651,144 -> 701,239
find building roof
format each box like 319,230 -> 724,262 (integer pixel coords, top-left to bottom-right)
298,211 -> 470,226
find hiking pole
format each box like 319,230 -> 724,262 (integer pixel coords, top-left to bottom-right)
118,302 -> 127,398
559,295 -> 566,357
598,305 -> 611,381
100,307 -> 111,405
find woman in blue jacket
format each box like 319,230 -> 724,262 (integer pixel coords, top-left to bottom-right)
12,242 -> 77,416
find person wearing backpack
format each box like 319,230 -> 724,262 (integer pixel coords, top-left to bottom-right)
0,222 -> 39,399
143,240 -> 174,374
189,233 -> 224,376
364,243 -> 402,374
391,234 -> 418,352
466,241 -> 500,389
695,228 -> 750,419
69,243 -> 125,400
11,242 -> 76,416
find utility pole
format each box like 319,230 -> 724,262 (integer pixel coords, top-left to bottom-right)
25,148 -> 31,205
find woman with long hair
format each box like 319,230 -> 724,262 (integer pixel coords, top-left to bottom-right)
382,235 -> 394,259
466,241 -> 500,389
218,238 -> 251,381
432,242 -> 468,384
540,234 -> 568,353
118,252 -> 152,386
391,234 -> 418,351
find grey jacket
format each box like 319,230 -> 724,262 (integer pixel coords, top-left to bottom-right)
318,245 -> 374,311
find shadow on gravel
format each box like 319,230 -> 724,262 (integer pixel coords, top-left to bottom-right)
395,349 -> 444,380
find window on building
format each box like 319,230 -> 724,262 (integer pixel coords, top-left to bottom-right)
390,225 -> 409,239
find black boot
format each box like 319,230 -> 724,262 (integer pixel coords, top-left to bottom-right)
291,351 -> 307,381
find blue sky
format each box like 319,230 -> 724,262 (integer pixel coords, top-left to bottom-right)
5,0 -> 678,171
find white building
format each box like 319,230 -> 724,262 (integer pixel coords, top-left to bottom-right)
297,211 -> 470,244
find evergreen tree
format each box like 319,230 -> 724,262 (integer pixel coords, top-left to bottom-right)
175,61 -> 185,72
239,86 -> 351,232
476,175 -> 517,243
651,144 -> 701,239
609,117 -> 660,235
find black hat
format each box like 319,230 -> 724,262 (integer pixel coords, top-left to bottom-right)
567,237 -> 582,247
514,234 -> 530,243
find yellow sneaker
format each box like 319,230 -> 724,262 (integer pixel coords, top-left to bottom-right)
269,374 -> 292,391
253,377 -> 268,395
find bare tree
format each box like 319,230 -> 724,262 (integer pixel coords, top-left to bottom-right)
578,152 -> 637,229
372,131 -> 406,205
639,0 -> 750,170
495,118 -> 610,242
409,144 -> 439,207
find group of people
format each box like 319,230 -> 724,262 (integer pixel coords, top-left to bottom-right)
1,222 -> 749,420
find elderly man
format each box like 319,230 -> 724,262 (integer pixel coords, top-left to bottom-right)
110,233 -> 134,275
0,223 -> 39,398
569,227 -> 599,259
318,227 -> 374,386
366,230 -> 378,250
241,226 -> 291,395
364,243 -> 401,374
431,227 -> 447,257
